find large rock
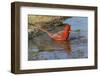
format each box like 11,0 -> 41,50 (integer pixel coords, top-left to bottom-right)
28,15 -> 67,39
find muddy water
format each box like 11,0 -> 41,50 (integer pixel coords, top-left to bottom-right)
28,25 -> 88,61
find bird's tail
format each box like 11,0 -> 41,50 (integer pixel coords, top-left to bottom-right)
39,28 -> 53,38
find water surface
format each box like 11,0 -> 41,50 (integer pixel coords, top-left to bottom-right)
28,17 -> 88,61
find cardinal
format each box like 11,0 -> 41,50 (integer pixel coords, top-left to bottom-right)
39,24 -> 72,41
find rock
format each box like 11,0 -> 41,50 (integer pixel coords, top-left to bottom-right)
28,16 -> 67,39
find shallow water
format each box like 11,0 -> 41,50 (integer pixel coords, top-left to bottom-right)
28,28 -> 88,61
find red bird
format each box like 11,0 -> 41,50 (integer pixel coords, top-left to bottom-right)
39,24 -> 71,41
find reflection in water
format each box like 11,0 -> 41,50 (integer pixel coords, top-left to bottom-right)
28,30 -> 88,61
53,40 -> 72,54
